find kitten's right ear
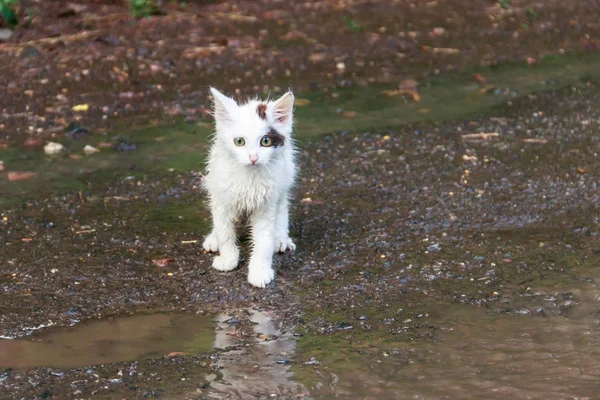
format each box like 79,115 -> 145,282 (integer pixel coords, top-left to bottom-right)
210,87 -> 237,122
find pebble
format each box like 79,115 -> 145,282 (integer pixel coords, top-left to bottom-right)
0,29 -> 13,42
83,145 -> 100,155
44,142 -> 65,156
427,243 -> 441,252
304,357 -> 320,365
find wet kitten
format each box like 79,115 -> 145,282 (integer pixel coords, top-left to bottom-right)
202,88 -> 297,287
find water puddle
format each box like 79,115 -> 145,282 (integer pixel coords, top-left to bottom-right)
0,313 -> 214,370
207,309 -> 308,399
0,309 -> 308,399
298,267 -> 600,399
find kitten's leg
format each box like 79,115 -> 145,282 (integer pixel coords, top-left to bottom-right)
209,203 -> 239,272
202,230 -> 218,252
203,199 -> 219,252
247,204 -> 277,287
274,195 -> 296,253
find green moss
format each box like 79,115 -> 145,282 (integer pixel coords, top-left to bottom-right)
3,52 -> 600,208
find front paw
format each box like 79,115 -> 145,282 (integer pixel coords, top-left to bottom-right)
203,233 -> 219,253
212,252 -> 239,272
247,263 -> 275,288
274,236 -> 296,253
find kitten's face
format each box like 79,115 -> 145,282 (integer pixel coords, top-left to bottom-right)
211,88 -> 294,167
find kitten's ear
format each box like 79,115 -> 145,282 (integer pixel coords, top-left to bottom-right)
210,87 -> 237,122
273,91 -> 294,124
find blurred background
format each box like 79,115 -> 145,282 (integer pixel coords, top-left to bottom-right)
1,0 -> 599,141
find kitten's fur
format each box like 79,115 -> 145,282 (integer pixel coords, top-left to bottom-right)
202,88 -> 297,287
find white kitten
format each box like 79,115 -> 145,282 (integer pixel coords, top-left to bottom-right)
202,88 -> 297,288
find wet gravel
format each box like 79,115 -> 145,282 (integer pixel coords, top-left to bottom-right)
2,79 -> 600,397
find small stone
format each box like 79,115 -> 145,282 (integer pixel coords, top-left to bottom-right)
0,29 -> 13,42
83,145 -> 99,156
432,27 -> 445,36
44,142 -> 65,156
115,142 -> 137,152
427,243 -> 441,252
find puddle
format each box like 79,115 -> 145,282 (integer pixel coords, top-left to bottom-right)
206,309 -> 309,399
0,313 -> 214,370
0,308 -> 308,399
297,265 -> 600,399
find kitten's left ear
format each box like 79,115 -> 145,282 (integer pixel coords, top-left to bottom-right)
210,87 -> 238,123
273,91 -> 294,124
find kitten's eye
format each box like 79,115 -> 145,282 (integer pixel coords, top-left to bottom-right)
233,137 -> 245,147
260,137 -> 273,147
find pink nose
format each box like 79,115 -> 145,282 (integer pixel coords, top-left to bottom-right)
249,154 -> 259,164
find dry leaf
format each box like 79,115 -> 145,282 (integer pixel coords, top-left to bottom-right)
309,53 -> 326,63
24,138 -> 44,147
461,132 -> 499,141
152,258 -> 173,267
166,352 -> 189,357
8,171 -> 38,181
380,89 -> 420,102
72,104 -> 89,112
295,98 -> 310,106
474,73 -> 487,84
523,138 -> 548,144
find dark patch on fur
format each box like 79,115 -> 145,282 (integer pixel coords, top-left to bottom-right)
265,128 -> 285,148
257,103 -> 267,120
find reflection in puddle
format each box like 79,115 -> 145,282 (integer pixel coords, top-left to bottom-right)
0,313 -> 214,369
207,309 -> 309,399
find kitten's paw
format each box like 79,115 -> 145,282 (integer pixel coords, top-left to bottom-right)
212,254 -> 239,272
274,236 -> 296,253
247,265 -> 275,288
203,233 -> 219,253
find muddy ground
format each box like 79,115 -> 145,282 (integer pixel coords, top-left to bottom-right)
2,0 -> 600,399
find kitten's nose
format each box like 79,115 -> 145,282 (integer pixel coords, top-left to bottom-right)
249,153 -> 259,165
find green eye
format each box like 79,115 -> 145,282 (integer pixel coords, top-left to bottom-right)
260,137 -> 273,147
234,137 -> 245,146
